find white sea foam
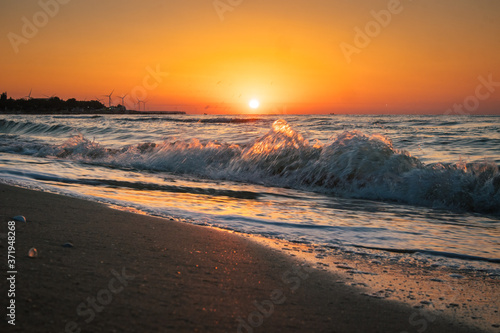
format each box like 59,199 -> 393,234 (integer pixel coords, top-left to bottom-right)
1,118 -> 500,215
1,114 -> 499,273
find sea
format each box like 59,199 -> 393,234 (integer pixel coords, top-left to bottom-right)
1,114 -> 499,275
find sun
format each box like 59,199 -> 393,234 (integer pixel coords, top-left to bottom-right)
249,99 -> 260,109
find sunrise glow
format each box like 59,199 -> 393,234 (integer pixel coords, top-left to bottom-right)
1,1 -> 499,114
249,99 -> 260,110
1,2 -> 499,331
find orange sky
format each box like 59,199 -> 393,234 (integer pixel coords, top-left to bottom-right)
1,0 -> 499,114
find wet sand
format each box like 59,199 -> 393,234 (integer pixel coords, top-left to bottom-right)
0,183 -> 495,332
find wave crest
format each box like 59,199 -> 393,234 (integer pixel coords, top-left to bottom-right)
3,119 -> 499,215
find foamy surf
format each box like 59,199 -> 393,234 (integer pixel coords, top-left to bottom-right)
2,118 -> 499,215
1,114 -> 499,275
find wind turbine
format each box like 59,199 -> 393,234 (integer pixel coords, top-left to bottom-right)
95,97 -> 105,106
137,99 -> 144,111
142,99 -> 148,111
24,89 -> 33,100
117,94 -> 128,106
103,89 -> 114,107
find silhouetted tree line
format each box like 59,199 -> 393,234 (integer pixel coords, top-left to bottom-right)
0,92 -> 107,114
0,92 -> 186,114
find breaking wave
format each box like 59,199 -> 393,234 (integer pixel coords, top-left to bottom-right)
2,119 -> 499,215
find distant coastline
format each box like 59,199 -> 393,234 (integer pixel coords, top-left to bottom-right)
0,92 -> 185,115
1,110 -> 187,115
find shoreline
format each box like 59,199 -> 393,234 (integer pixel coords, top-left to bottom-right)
0,183 -> 496,332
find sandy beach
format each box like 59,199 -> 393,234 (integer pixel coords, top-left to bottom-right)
3,0 -> 499,330
0,183 -> 496,333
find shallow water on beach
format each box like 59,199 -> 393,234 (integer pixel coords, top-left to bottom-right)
1,114 -> 499,275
